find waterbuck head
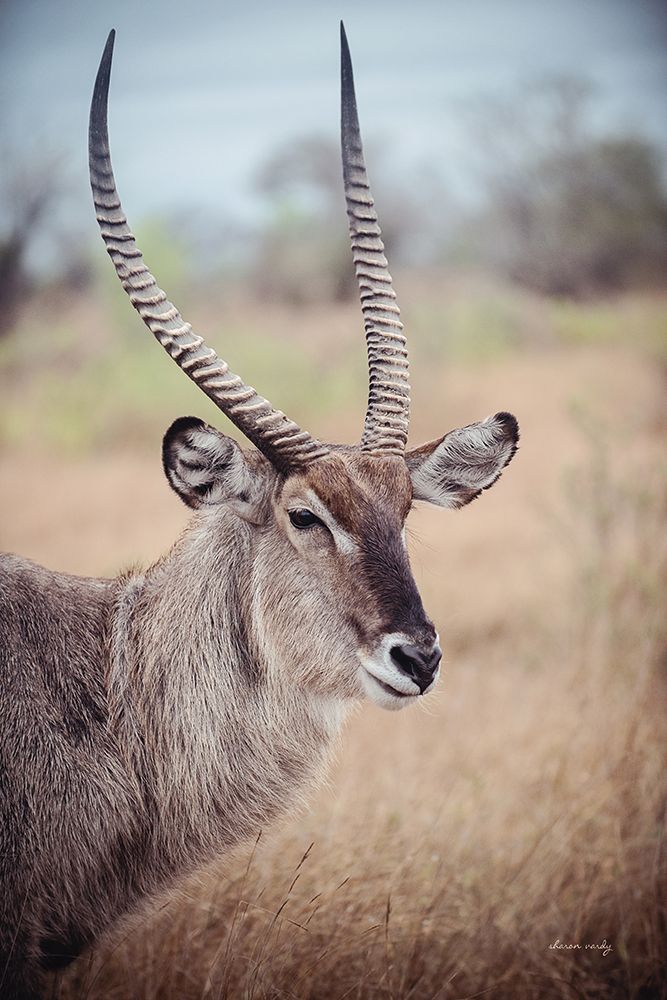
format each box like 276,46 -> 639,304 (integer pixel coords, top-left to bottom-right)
89,25 -> 518,712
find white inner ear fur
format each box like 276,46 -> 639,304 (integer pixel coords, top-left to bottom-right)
409,413 -> 518,509
167,426 -> 256,508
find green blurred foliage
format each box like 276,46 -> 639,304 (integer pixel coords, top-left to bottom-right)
2,75 -> 667,459
2,268 -> 665,458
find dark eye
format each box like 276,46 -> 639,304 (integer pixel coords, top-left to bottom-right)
289,508 -> 322,529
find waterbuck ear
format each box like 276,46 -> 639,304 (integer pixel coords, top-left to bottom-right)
406,412 -> 519,509
162,417 -> 257,510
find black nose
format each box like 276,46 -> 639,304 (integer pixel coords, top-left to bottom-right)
390,642 -> 442,694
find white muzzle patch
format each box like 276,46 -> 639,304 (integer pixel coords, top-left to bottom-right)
358,632 -> 440,711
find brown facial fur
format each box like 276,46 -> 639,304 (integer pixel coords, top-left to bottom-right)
290,452 -> 414,533
275,452 -> 434,662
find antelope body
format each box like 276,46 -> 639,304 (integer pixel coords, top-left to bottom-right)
0,26 -> 518,999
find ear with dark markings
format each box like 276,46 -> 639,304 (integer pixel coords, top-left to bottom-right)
162,417 -> 258,510
406,412 -> 519,509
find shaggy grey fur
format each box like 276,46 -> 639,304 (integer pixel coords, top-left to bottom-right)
0,411 -> 518,999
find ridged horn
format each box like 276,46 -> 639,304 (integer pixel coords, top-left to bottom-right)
340,22 -> 410,455
89,30 -> 328,471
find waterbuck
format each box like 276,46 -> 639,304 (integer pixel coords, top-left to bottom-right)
0,24 -> 519,999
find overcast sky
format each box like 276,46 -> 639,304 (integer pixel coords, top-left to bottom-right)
1,0 -> 666,235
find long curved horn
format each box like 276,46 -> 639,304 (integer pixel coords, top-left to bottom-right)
340,22 -> 410,455
89,30 -> 328,471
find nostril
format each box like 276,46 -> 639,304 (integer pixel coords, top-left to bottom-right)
390,643 -> 440,694
390,643 -> 421,679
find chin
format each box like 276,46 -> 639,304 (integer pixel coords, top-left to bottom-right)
358,663 -> 437,712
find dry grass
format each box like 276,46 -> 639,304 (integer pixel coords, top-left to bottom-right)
1,286 -> 666,998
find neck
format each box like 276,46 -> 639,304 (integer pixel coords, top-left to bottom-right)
107,510 -> 348,877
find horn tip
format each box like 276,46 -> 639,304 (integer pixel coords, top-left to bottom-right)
340,20 -> 350,56
103,28 -> 116,62
90,29 -> 116,149
95,28 -> 116,88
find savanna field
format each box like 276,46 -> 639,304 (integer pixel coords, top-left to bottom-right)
1,276 -> 665,999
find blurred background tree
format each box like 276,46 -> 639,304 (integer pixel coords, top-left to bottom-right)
1,75 -> 665,333
0,151 -> 94,338
252,135 -> 434,305
0,153 -> 65,337
456,77 -> 667,297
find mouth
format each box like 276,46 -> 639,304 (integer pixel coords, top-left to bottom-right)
360,665 -> 420,710
367,672 -> 416,700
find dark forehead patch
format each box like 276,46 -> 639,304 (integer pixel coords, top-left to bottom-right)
292,453 -> 412,535
346,453 -> 413,511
